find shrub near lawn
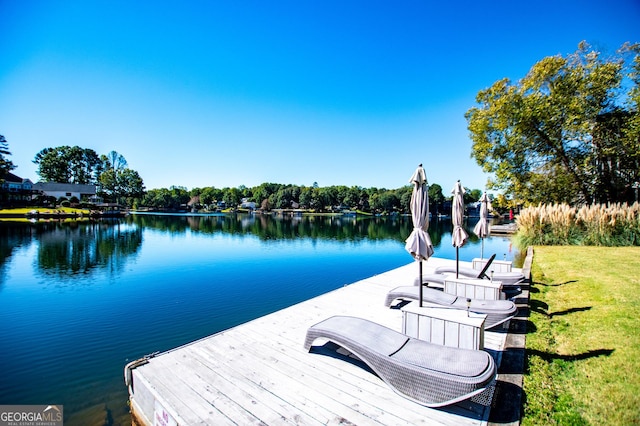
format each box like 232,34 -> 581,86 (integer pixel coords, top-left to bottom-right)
515,203 -> 640,247
523,246 -> 640,425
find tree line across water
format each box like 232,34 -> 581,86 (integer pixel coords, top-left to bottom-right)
0,139 -> 487,214
140,182 -> 485,215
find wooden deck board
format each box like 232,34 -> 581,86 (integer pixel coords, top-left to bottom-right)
127,258 -> 519,425
197,333 -> 373,425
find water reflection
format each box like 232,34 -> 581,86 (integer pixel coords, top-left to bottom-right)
127,213 -> 514,261
36,221 -> 143,279
1,214 -> 517,281
130,212 -> 414,240
130,212 -> 490,245
0,221 -> 142,284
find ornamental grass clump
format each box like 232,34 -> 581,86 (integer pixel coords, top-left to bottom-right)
547,203 -> 577,244
515,204 -> 546,245
515,202 -> 640,247
576,202 -> 640,246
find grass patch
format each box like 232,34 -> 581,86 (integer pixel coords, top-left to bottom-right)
0,206 -> 91,214
523,246 -> 640,425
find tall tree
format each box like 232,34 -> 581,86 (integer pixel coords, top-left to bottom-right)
118,168 -> 145,201
222,187 -> 241,208
0,135 -> 16,178
428,183 -> 444,214
105,150 -> 128,172
466,41 -> 639,204
465,188 -> 482,204
34,146 -> 101,184
98,151 -> 145,205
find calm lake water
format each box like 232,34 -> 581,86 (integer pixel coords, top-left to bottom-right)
0,213 -> 519,425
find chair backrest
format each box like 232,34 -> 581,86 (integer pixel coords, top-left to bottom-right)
476,253 -> 496,279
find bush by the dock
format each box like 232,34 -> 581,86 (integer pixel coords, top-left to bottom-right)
515,202 -> 640,246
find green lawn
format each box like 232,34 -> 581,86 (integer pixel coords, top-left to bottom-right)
0,206 -> 91,214
523,246 -> 640,425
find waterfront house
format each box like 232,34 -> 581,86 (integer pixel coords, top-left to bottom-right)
1,172 -> 34,204
241,198 -> 256,210
32,182 -> 97,202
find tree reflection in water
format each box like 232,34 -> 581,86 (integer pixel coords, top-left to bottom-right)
0,213 -> 519,285
0,220 -> 143,281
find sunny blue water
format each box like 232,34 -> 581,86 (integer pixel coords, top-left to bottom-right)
0,213 -> 518,424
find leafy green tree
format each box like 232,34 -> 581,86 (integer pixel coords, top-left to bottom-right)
34,147 -> 72,183
222,187 -> 241,208
97,151 -> 145,206
298,186 -> 314,209
271,185 -> 300,209
465,188 -> 483,204
270,188 -> 287,209
428,183 -> 444,214
118,168 -> 145,202
358,189 -> 371,212
343,186 -> 362,209
491,193 -> 515,214
252,182 -> 281,208
316,187 -> 337,211
99,169 -> 118,199
34,146 -> 102,184
197,186 -> 217,207
466,41 -> 640,204
142,188 -> 170,209
0,135 -> 16,179
171,186 -> 190,205
398,186 -> 413,213
378,190 -> 400,213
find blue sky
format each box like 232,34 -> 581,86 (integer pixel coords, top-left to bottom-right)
1,1 -> 638,192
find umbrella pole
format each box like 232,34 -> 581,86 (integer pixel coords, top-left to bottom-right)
456,247 -> 459,279
419,259 -> 423,307
481,238 -> 484,259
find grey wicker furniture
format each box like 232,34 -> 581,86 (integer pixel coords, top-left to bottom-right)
433,266 -> 525,285
384,286 -> 517,329
433,257 -> 525,286
417,253 -> 497,288
304,316 -> 496,407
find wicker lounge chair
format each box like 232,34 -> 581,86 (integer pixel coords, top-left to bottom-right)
415,253 -> 497,288
431,254 -> 525,286
432,265 -> 525,286
416,254 -> 524,289
384,286 -> 517,329
304,315 -> 496,407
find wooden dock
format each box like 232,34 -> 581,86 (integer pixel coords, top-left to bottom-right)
125,257 -> 524,425
489,224 -> 517,235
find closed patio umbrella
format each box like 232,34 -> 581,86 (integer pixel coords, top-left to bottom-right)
451,180 -> 468,278
405,164 -> 434,307
473,191 -> 492,259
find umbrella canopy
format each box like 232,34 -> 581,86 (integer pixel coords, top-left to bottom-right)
405,165 -> 434,261
405,165 -> 434,307
473,191 -> 492,258
451,180 -> 468,248
451,180 -> 468,277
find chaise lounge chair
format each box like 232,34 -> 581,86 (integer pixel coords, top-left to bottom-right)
433,253 -> 525,286
304,315 -> 496,407
417,255 -> 525,294
384,286 -> 517,329
432,266 -> 525,286
417,253 -> 498,288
